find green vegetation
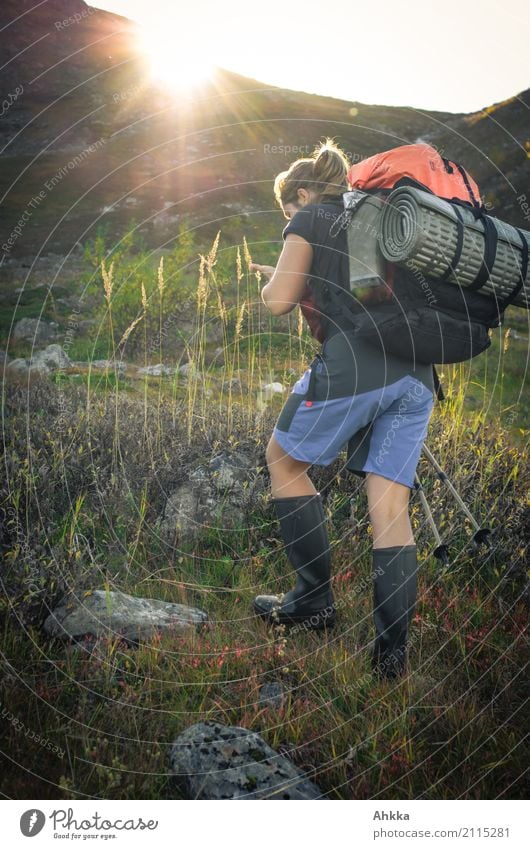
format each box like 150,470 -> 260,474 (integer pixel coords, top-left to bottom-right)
1,231 -> 528,799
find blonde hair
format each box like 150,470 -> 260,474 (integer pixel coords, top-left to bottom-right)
273,137 -> 350,209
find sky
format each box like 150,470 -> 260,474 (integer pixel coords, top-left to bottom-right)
95,0 -> 529,113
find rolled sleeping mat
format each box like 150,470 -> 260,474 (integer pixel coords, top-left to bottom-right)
379,186 -> 530,309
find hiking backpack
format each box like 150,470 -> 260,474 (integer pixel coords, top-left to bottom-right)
320,143 -> 529,387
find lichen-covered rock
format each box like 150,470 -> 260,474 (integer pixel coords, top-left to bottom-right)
258,681 -> 286,710
158,450 -> 265,545
169,721 -> 322,799
208,450 -> 254,492
6,358 -> 31,376
13,318 -> 59,344
91,359 -> 127,372
43,589 -> 208,641
31,344 -> 71,371
137,363 -> 177,376
178,361 -> 202,380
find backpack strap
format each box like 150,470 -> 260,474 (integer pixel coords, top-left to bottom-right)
451,160 -> 482,210
439,204 -> 465,283
467,213 -> 499,292
496,227 -> 529,311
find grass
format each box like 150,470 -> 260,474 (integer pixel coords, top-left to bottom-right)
0,232 -> 528,800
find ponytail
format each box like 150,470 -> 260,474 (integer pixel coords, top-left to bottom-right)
274,137 -> 350,208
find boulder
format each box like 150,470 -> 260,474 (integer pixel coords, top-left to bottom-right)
31,344 -> 71,371
261,382 -> 285,399
6,358 -> 30,376
43,589 -> 208,641
178,361 -> 202,381
158,450 -> 264,545
13,318 -> 59,344
258,681 -> 286,710
208,450 -> 255,492
91,359 -> 127,372
137,363 -> 177,376
169,721 -> 322,799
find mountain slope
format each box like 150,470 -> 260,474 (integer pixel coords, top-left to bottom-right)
0,0 -> 528,260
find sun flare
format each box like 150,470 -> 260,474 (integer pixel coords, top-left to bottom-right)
138,27 -> 214,92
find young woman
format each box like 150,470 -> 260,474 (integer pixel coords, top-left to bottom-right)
250,138 -> 436,679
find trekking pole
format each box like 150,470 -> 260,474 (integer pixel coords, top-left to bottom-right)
421,445 -> 493,551
412,474 -> 450,565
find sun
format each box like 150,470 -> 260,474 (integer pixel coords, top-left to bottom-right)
138,27 -> 214,92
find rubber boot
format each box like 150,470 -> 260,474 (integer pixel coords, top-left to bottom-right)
253,493 -> 336,630
371,544 -> 418,678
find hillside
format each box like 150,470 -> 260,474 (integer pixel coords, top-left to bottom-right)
1,0 -> 529,262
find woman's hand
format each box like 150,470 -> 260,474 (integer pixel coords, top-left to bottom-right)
250,262 -> 275,280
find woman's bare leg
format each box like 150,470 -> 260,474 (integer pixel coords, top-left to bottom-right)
265,433 -> 317,498
365,472 -> 414,548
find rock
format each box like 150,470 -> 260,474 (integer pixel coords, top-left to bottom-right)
158,484 -> 203,545
29,360 -> 51,375
43,589 -> 208,641
91,359 -> 127,372
56,295 -> 83,310
178,361 -> 202,380
31,344 -> 71,371
208,451 -> 254,491
158,450 -> 264,545
258,682 -> 286,710
6,346 -> 71,377
0,350 -> 10,366
261,382 -> 284,400
13,318 -> 59,344
77,319 -> 96,333
6,358 -> 30,376
137,363 -> 177,376
169,721 -> 322,799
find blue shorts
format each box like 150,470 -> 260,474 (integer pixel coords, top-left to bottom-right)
272,336 -> 435,489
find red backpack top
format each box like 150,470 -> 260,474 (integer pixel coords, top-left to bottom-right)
347,143 -> 484,210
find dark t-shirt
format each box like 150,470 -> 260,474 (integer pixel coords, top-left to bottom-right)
282,198 -> 353,341
282,197 -> 435,397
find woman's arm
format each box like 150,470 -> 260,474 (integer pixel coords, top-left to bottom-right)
254,234 -> 313,316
